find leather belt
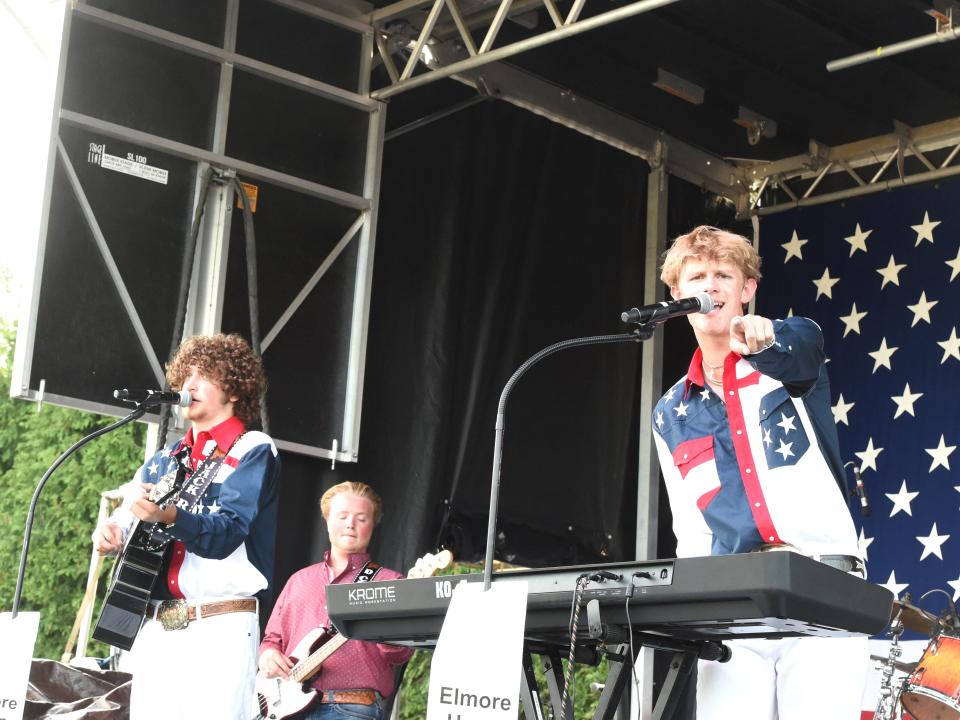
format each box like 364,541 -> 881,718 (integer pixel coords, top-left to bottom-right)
813,554 -> 865,575
753,544 -> 864,576
319,690 -> 379,706
153,598 -> 257,631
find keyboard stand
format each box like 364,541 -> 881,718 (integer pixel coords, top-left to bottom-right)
515,601 -> 732,720
514,633 -> 714,720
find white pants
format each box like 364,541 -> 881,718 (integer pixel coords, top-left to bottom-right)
120,607 -> 260,720
696,635 -> 869,720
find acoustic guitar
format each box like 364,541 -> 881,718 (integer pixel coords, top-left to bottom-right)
92,451 -> 189,650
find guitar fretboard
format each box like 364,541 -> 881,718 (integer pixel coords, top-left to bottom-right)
292,633 -> 349,683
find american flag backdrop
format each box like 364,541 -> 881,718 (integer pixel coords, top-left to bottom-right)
755,179 -> 960,716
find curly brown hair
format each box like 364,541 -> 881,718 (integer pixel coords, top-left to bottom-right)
660,225 -> 762,289
320,481 -> 383,525
165,333 -> 265,425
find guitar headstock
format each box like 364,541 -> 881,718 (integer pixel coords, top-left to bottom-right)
406,549 -> 454,578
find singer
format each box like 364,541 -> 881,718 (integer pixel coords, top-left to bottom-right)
650,226 -> 866,720
91,333 -> 280,720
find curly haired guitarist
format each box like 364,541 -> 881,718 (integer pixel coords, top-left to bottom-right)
92,333 -> 281,720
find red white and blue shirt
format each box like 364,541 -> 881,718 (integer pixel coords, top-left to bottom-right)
113,416 -> 281,601
653,317 -> 860,560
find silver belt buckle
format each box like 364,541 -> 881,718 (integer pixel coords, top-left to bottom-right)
156,599 -> 190,631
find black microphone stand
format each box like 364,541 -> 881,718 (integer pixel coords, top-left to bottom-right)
482,323 -> 658,591
11,400 -> 156,617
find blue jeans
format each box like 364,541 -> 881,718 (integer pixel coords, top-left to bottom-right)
298,698 -> 384,720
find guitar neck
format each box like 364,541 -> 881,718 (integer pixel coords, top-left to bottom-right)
292,633 -> 350,683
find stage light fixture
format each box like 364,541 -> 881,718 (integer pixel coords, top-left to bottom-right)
652,68 -> 704,105
734,106 -> 777,146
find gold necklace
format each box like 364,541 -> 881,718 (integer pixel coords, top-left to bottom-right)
703,360 -> 723,385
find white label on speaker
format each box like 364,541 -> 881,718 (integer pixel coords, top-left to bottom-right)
88,144 -> 168,185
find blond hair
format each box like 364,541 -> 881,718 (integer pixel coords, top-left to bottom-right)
320,481 -> 383,524
660,225 -> 762,288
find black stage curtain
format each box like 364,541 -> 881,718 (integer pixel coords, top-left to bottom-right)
271,94 -> 729,585
366,98 -> 649,572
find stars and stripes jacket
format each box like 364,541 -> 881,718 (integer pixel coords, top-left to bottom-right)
652,316 -> 861,560
111,416 -> 281,601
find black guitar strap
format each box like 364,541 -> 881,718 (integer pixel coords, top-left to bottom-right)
149,436 -> 239,545
352,560 -> 383,583
173,452 -> 228,514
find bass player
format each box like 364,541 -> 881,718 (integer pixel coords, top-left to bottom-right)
256,481 -> 413,720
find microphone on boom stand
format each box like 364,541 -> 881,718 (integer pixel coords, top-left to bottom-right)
843,460 -> 871,517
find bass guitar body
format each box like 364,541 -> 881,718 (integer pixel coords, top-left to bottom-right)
254,627 -> 347,720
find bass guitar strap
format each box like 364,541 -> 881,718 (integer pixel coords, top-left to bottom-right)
352,560 -> 383,583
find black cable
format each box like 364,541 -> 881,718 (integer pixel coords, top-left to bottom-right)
626,572 -> 643,702
157,164 -> 216,450
483,331 -> 643,590
12,405 -> 148,615
232,176 -> 270,435
920,587 -> 960,631
560,574 -> 591,720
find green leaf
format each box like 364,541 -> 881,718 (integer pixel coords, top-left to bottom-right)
0,321 -> 145,659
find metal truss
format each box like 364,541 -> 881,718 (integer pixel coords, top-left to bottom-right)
383,36 -> 741,197
368,0 -> 681,99
361,0 -> 960,220
735,117 -> 960,217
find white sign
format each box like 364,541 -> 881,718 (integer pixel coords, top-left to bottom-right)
0,612 -> 39,720
86,143 -> 169,185
427,580 -> 528,720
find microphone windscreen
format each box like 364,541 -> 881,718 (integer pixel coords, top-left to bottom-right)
695,292 -> 714,313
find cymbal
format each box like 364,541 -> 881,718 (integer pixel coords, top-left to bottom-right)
891,599 -> 940,635
869,654 -> 917,673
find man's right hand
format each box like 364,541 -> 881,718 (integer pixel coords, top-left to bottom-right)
258,648 -> 295,679
92,520 -> 125,555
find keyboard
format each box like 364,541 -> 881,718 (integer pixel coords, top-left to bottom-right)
327,551 -> 893,646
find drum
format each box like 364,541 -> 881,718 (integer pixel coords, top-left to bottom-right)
901,632 -> 960,720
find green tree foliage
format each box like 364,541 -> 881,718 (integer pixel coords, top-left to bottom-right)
0,322 -> 145,659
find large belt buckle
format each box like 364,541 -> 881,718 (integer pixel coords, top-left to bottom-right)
156,600 -> 190,631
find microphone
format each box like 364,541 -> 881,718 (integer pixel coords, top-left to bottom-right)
852,464 -> 871,517
114,389 -> 192,407
621,292 -> 714,325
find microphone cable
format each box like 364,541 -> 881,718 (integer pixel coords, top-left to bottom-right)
625,571 -> 653,707
560,573 -> 592,720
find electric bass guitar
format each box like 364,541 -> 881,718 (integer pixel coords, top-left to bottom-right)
253,549 -> 453,720
92,450 -> 189,650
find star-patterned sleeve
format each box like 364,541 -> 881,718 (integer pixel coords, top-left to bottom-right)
169,441 -> 281,559
744,316 -> 824,396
